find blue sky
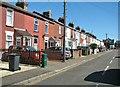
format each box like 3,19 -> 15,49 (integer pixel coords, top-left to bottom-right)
9,1 -> 118,41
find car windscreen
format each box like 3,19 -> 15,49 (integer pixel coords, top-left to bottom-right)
48,47 -> 61,51
26,46 -> 36,51
9,46 -> 24,51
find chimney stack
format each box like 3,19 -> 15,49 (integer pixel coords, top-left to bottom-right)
16,0 -> 28,11
68,22 -> 74,28
58,17 -> 64,24
43,10 -> 52,18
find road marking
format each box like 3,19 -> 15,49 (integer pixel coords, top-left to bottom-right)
110,60 -> 112,64
102,66 -> 109,76
96,84 -> 99,87
112,56 -> 116,59
105,66 -> 109,71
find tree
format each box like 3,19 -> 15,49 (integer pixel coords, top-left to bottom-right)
90,43 -> 98,53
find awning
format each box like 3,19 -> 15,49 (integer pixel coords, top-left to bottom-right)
49,37 -> 58,42
15,30 -> 32,37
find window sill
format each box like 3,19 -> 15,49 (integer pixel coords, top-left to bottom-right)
45,33 -> 49,35
34,31 -> 39,33
6,25 -> 14,28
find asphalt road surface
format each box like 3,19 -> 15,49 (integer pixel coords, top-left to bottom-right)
35,50 -> 120,86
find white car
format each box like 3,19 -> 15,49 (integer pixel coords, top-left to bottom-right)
61,47 -> 72,59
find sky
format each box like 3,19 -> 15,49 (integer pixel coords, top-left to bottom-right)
7,1 -> 118,41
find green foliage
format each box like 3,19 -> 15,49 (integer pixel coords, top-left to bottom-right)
90,43 -> 98,49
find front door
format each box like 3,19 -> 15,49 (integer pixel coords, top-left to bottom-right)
25,37 -> 31,46
45,40 -> 48,49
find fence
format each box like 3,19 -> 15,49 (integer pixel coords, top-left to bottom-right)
1,49 -> 42,65
72,49 -> 82,58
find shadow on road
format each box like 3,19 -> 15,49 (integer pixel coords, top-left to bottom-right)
115,56 -> 120,58
84,69 -> 120,86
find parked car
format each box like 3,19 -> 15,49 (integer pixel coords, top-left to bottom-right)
45,46 -> 72,59
61,47 -> 72,59
8,45 -> 44,64
99,46 -> 106,52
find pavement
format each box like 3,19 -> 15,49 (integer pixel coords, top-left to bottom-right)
1,50 -> 112,86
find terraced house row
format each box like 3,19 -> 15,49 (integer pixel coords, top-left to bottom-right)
0,1 -> 105,51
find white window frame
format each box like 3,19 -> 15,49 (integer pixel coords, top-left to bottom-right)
6,35 -> 12,41
34,18 -> 39,32
45,21 -> 49,34
59,25 -> 62,35
6,8 -> 14,27
16,37 -> 21,46
5,31 -> 14,49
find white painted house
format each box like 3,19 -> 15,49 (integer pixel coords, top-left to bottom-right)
72,29 -> 77,49
65,27 -> 72,48
76,30 -> 80,47
80,32 -> 86,46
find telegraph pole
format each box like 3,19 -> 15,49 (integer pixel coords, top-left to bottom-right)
62,0 -> 66,62
106,33 -> 108,40
106,33 -> 108,49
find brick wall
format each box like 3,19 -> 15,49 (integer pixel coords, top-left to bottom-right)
44,50 -> 62,60
72,49 -> 82,58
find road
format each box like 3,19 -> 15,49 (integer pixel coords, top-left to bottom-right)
35,50 -> 120,86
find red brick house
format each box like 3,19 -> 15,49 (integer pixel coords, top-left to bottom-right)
0,1 -> 64,50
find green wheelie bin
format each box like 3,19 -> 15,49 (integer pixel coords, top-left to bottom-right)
82,48 -> 87,56
42,54 -> 47,68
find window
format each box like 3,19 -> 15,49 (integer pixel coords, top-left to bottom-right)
16,37 -> 21,46
34,18 -> 39,32
34,36 -> 38,50
45,22 -> 49,34
59,26 -> 62,35
6,8 -> 14,26
6,35 -> 13,49
6,35 -> 12,41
